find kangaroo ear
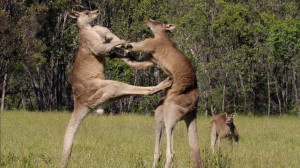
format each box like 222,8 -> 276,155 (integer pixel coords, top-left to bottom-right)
231,113 -> 235,118
165,24 -> 176,32
224,112 -> 228,117
68,10 -> 80,18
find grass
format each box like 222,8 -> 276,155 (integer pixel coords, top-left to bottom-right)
1,111 -> 300,168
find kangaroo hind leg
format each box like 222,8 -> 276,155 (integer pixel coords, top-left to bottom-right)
184,111 -> 201,168
103,79 -> 172,96
61,105 -> 90,167
153,104 -> 165,168
163,102 -> 183,168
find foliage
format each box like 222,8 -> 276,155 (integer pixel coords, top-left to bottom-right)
0,0 -> 299,116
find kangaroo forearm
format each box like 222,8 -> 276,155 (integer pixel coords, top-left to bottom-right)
106,33 -> 121,43
130,41 -> 153,52
121,58 -> 154,70
92,41 -> 124,55
104,41 -> 124,52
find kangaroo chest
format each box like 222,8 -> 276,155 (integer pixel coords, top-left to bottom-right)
151,56 -> 172,76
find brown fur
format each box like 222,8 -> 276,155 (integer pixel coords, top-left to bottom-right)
210,113 -> 239,152
120,19 -> 201,168
61,11 -> 172,167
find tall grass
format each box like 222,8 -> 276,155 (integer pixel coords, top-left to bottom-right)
1,111 -> 300,167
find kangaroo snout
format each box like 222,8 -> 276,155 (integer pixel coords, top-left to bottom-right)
92,10 -> 99,14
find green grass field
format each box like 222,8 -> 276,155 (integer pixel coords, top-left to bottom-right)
1,111 -> 300,168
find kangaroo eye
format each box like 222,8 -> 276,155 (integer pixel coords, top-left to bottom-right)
85,11 -> 89,15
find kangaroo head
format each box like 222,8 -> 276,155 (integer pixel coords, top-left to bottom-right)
224,113 -> 235,124
146,19 -> 176,34
69,10 -> 99,27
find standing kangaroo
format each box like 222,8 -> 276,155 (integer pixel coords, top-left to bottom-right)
210,113 -> 239,153
119,19 -> 201,168
61,11 -> 172,167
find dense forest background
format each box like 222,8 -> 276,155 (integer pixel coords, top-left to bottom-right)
0,0 -> 299,117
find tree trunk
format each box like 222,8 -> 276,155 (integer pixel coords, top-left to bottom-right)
267,66 -> 271,117
1,73 -> 7,112
119,100 -> 123,114
274,76 -> 282,115
208,73 -> 215,115
281,73 -> 286,108
233,96 -> 237,113
292,69 -> 300,118
1,60 -> 8,111
57,59 -> 63,108
21,90 -> 26,110
285,72 -> 289,106
239,74 -> 247,114
205,97 -> 208,118
21,63 -> 43,110
222,82 -> 226,113
222,71 -> 227,113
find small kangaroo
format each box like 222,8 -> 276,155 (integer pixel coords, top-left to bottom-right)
118,19 -> 201,168
210,113 -> 239,152
61,11 -> 172,167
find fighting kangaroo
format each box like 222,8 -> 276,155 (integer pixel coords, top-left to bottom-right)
61,11 -> 172,167
210,113 -> 239,153
119,19 -> 201,168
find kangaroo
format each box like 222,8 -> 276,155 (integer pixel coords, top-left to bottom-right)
210,113 -> 239,153
118,19 -> 201,168
61,11 -> 172,167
